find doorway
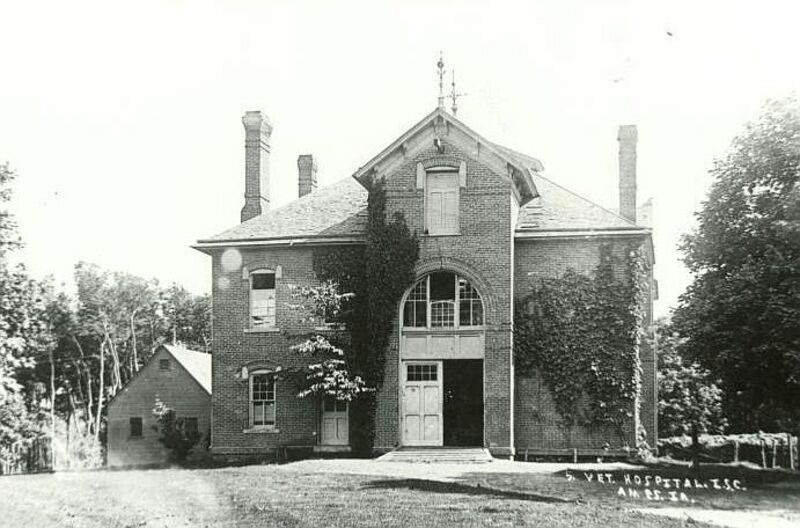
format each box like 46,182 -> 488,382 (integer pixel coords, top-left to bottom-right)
443,359 -> 484,446
320,396 -> 348,446
401,361 -> 443,446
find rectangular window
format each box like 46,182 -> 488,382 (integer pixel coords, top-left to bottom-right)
251,272 -> 276,328
159,359 -> 171,371
250,373 -> 276,427
426,170 -> 459,235
129,417 -> 143,438
407,363 -> 438,382
184,417 -> 199,436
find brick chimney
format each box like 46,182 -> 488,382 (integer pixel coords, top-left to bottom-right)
297,154 -> 318,198
240,110 -> 273,223
617,125 -> 638,224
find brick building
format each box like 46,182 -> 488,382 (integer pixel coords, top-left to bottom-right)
106,345 -> 211,467
194,105 -> 655,460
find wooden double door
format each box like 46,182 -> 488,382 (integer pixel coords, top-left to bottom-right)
401,360 -> 483,446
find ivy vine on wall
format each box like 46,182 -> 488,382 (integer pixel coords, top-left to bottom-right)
312,177 -> 420,455
514,242 -> 647,443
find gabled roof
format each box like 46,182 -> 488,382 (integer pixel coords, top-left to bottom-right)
107,345 -> 212,408
163,345 -> 212,395
195,109 -> 648,249
352,107 -> 540,205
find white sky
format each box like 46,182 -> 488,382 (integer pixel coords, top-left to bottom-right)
2,0 -> 799,317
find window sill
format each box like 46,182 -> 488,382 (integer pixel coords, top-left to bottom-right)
243,426 -> 280,434
313,323 -> 345,332
244,327 -> 281,334
424,232 -> 461,237
401,327 -> 485,334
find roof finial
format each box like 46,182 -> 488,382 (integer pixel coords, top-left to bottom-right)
449,70 -> 467,116
437,51 -> 446,110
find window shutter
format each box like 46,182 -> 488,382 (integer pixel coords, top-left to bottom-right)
416,163 -> 425,189
459,161 -> 467,187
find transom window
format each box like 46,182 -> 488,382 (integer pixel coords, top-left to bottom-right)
407,363 -> 438,381
250,270 -> 276,328
402,272 -> 484,329
250,372 -> 276,427
323,396 -> 348,413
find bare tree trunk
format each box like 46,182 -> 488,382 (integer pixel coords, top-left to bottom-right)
94,339 -> 105,441
691,423 -> 700,469
103,320 -> 122,393
85,372 -> 94,436
71,335 -> 94,435
48,346 -> 56,469
130,311 -> 139,372
66,391 -> 76,456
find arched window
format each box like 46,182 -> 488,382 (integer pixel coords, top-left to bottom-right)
250,269 -> 276,328
402,272 -> 484,328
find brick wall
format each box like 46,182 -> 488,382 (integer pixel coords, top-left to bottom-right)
211,246 -> 331,457
513,236 -> 654,450
209,141 -> 656,458
107,347 -> 211,467
377,140 -> 516,456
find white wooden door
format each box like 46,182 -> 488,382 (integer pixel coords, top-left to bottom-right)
320,397 -> 348,446
402,361 -> 443,446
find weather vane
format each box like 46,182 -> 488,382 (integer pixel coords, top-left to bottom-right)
437,52 -> 446,110
449,70 -> 467,116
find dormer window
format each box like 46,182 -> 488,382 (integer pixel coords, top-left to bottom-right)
402,272 -> 483,329
426,168 -> 459,235
250,270 -> 276,328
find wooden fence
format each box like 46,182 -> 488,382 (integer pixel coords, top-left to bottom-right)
658,433 -> 798,469
0,436 -> 53,476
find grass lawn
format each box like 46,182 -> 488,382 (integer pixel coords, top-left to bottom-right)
0,461 -> 715,528
455,461 -> 800,527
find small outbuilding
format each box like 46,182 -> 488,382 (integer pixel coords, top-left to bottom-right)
106,344 -> 211,467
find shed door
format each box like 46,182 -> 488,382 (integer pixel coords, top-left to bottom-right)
320,397 -> 348,446
402,361 -> 443,446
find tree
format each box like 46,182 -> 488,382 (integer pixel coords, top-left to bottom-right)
287,281 -> 369,401
158,284 -> 211,353
674,97 -> 800,433
653,319 -> 726,466
0,162 -> 49,462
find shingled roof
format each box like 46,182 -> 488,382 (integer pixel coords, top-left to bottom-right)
198,177 -> 368,244
196,116 -> 644,247
163,345 -> 212,395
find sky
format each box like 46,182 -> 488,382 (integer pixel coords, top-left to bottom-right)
2,0 -> 799,317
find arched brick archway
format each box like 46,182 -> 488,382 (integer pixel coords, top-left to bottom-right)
397,258 -> 489,448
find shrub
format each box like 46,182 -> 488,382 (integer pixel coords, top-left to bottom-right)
152,399 -> 200,464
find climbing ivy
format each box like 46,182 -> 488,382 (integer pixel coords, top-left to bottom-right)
312,178 -> 419,455
515,242 -> 647,443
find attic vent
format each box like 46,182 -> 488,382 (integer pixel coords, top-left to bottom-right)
159,359 -> 171,371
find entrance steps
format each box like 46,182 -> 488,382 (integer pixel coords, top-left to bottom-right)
376,447 -> 494,463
